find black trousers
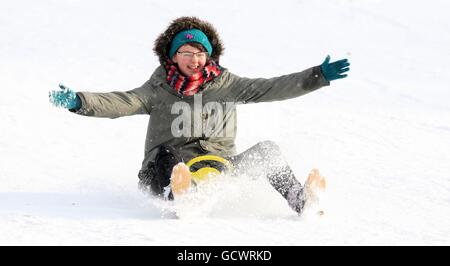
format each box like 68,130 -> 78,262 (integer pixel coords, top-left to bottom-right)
138,141 -> 306,213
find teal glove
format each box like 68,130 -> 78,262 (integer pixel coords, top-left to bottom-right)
320,55 -> 350,81
49,83 -> 81,110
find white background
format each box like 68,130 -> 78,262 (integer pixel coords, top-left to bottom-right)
0,0 -> 449,245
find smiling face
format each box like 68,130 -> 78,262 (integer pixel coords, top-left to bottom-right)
172,43 -> 208,77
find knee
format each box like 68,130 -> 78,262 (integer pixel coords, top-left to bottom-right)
251,140 -> 283,159
257,140 -> 281,152
156,145 -> 181,162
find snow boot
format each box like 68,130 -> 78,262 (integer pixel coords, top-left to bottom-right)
170,163 -> 193,196
304,168 -> 326,215
286,168 -> 326,216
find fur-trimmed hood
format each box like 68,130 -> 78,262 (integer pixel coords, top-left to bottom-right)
153,16 -> 224,65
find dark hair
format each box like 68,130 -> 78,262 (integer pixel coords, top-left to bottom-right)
178,42 -> 207,52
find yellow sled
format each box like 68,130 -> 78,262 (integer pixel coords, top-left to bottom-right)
186,155 -> 233,182
170,155 -> 232,196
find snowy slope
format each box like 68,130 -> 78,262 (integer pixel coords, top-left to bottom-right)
1,0 -> 449,245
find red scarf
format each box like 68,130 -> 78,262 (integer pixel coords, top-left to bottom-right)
165,60 -> 221,96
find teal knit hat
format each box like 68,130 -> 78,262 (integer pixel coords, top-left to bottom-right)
168,29 -> 213,59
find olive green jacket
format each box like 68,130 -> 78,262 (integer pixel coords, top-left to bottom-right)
74,65 -> 329,170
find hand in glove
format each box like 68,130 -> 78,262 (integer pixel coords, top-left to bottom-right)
320,55 -> 350,81
49,83 -> 81,110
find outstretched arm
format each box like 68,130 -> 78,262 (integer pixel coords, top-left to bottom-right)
320,55 -> 350,81
49,80 -> 154,118
49,83 -> 82,110
226,56 -> 350,104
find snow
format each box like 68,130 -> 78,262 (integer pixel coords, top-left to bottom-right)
1,0 -> 449,245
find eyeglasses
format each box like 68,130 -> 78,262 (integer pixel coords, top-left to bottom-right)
177,51 -> 208,60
